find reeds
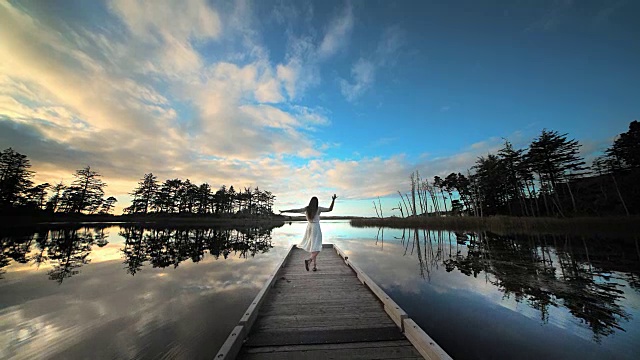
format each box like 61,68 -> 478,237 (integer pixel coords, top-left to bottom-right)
350,215 -> 640,236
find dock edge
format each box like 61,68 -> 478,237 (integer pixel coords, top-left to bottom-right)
333,244 -> 453,360
214,244 -> 296,360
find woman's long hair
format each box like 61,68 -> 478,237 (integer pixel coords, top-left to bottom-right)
305,197 -> 319,221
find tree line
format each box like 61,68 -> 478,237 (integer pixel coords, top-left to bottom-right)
0,149 -> 116,215
124,173 -> 276,216
395,120 -> 640,217
0,148 -> 277,217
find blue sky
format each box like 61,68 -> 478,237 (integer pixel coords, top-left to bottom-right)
0,0 -> 638,216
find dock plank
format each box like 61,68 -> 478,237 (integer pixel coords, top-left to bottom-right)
241,342 -> 423,360
259,303 -> 383,316
243,340 -> 416,353
244,327 -> 406,347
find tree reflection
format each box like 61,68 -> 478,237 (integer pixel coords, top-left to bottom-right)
120,226 -> 148,275
1,227 -> 36,279
1,225 -> 110,283
391,228 -> 639,341
45,229 -> 94,283
1,224 -> 276,282
119,225 -> 274,274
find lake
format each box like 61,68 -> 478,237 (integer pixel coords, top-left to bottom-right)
1,221 -> 638,359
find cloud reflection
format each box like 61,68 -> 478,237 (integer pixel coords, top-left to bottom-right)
0,223 -> 286,359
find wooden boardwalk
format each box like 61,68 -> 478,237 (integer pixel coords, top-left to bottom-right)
216,244 -> 451,360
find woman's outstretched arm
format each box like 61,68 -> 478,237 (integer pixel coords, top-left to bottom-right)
279,207 -> 307,214
321,194 -> 337,212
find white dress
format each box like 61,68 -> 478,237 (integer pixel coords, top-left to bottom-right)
291,206 -> 330,252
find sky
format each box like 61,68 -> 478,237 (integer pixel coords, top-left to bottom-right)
0,0 -> 638,216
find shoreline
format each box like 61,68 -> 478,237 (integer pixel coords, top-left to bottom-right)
350,215 -> 640,236
2,213 -> 637,235
0,214 -> 288,228
0,214 -> 365,229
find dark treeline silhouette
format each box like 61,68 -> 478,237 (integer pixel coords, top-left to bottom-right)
124,173 -> 276,217
1,224 -> 277,282
395,121 -> 640,218
387,228 -> 639,341
0,149 -> 278,219
0,148 -> 116,216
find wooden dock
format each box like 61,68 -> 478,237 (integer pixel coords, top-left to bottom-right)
216,244 -> 451,360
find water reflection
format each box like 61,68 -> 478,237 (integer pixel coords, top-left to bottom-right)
0,223 -> 283,359
119,226 -> 274,275
3,221 -> 639,359
1,224 -> 276,282
382,228 -> 639,342
1,226 -> 110,283
45,227 -> 108,284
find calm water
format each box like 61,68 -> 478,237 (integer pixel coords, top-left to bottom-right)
1,221 -> 639,359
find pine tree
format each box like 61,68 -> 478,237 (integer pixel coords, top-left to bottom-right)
526,129 -> 587,215
129,173 -> 158,214
67,166 -> 106,213
46,182 -> 67,212
0,148 -> 34,207
100,196 -> 118,214
606,120 -> 640,170
498,140 -> 531,216
472,154 -> 508,215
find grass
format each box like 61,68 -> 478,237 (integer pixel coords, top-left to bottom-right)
350,215 -> 640,236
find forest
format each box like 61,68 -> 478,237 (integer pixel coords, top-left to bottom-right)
0,157 -> 118,216
0,151 -> 277,219
123,173 -> 276,217
387,120 -> 640,218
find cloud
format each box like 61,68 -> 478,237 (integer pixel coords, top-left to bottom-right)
0,2 -> 176,137
182,58 -> 329,160
339,26 -> 406,101
375,26 -> 406,66
109,0 -> 221,42
275,3 -> 358,100
317,4 -> 354,59
278,38 -> 323,100
324,155 -> 411,198
290,105 -> 331,128
240,104 -> 299,129
340,58 -> 376,101
272,137 -> 500,204
107,0 -> 221,77
276,62 -> 300,99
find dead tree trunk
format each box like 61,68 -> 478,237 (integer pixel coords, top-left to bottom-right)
611,174 -> 630,216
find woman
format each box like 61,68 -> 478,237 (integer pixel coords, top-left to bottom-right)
280,194 -> 337,271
